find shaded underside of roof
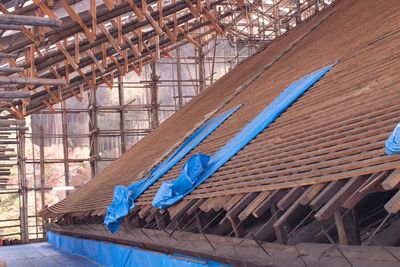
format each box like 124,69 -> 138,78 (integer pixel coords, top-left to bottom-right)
44,0 -> 400,218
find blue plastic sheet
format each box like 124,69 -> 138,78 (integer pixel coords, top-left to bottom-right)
105,105 -> 241,232
48,231 -> 231,267
153,64 -> 335,209
385,123 -> 400,155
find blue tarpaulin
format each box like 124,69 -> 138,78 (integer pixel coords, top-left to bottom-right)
385,123 -> 400,155
104,105 -> 241,232
48,231 -> 231,267
153,64 -> 335,209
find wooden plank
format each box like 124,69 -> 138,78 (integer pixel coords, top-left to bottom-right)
252,190 -> 286,218
315,176 -> 366,221
138,205 -> 152,219
203,196 -> 229,212
223,194 -> 244,211
238,191 -> 270,221
309,180 -> 347,211
226,192 -> 258,219
277,187 -> 304,210
273,200 -> 300,243
298,183 -> 325,205
342,172 -> 387,209
381,169 -> 400,190
186,199 -> 205,215
227,215 -> 245,238
384,190 -> 400,214
168,199 -> 196,220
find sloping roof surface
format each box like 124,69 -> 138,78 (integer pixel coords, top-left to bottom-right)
46,0 -> 400,216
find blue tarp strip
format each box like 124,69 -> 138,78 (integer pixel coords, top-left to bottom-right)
385,123 -> 400,155
153,64 -> 335,209
48,231 -> 231,267
104,105 -> 241,232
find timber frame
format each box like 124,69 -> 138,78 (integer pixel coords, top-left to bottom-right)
0,0 -> 329,117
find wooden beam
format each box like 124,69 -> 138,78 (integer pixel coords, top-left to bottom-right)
85,49 -> 106,73
0,76 -> 66,86
252,190 -> 286,218
0,24 -> 24,31
309,180 -> 347,211
90,0 -> 97,34
0,67 -> 24,74
385,190 -> 400,214
123,35 -> 142,58
127,0 -> 145,21
0,53 -> 18,59
342,172 -> 386,209
185,0 -> 201,18
143,10 -> 163,35
298,183 -> 325,205
382,169 -> 400,191
98,24 -> 121,52
334,211 -> 348,245
0,120 -> 26,126
238,191 -> 271,221
227,192 -> 258,220
56,42 -> 91,85
102,0 -> 115,10
0,14 -> 61,27
277,187 -> 303,210
314,176 -> 365,221
201,8 -> 224,35
43,100 -> 56,112
59,0 -> 96,43
179,27 -> 201,48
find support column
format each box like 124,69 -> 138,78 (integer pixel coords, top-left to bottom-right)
118,76 -> 126,153
18,128 -> 29,243
176,48 -> 184,109
150,62 -> 159,130
61,100 -> 69,194
273,0 -> 281,37
39,126 -> 45,210
295,0 -> 302,25
315,0 -> 320,12
197,46 -> 206,92
88,86 -> 98,177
